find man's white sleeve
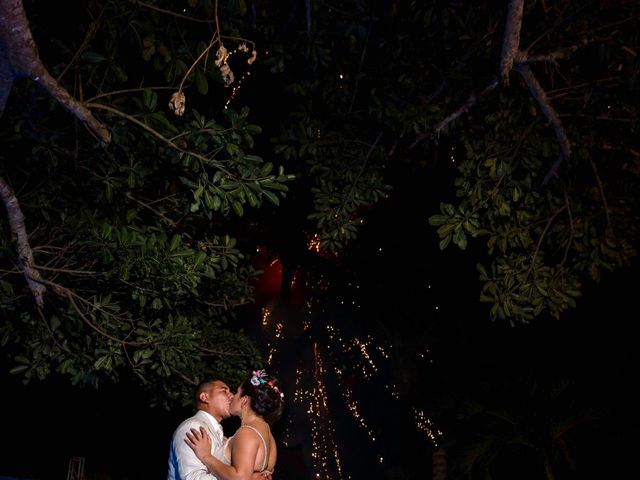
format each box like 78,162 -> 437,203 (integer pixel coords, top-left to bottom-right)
171,420 -> 222,480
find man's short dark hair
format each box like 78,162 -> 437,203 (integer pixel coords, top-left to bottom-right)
194,378 -> 220,407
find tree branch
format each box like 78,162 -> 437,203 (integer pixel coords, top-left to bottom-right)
0,0 -> 111,142
413,0 -> 584,159
35,70 -> 112,143
517,64 -> 571,181
528,204 -> 568,278
0,60 -> 13,114
499,0 -> 525,85
516,45 -> 579,64
0,175 -> 46,306
410,78 -> 499,149
305,0 -> 312,36
86,102 -> 235,177
347,15 -> 374,114
561,191 -> 574,266
590,157 -> 613,235
125,191 -> 177,227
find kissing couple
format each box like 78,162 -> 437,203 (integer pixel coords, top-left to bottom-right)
167,369 -> 284,480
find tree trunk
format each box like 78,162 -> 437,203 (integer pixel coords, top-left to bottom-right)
432,447 -> 447,480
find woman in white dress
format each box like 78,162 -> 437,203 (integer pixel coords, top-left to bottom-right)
186,369 -> 284,480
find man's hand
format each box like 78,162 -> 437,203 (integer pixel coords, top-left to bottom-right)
250,471 -> 272,480
185,426 -> 214,463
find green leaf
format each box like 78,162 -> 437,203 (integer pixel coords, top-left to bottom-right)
264,182 -> 289,192
226,143 -> 241,157
81,51 -> 106,63
94,355 -> 110,370
476,263 -> 488,279
437,223 -> 455,238
194,251 -> 207,268
429,214 -> 447,226
245,188 -> 258,207
262,190 -> 280,206
439,235 -> 451,250
143,88 -> 157,111
195,69 -> 209,95
170,234 -> 181,252
261,162 -> 273,175
232,201 -> 244,216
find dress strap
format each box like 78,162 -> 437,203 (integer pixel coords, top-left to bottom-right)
238,425 -> 269,472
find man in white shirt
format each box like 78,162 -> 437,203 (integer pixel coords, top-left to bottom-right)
167,378 -> 273,480
168,379 -> 233,480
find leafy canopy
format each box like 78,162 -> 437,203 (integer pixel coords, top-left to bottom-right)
0,0 -> 638,406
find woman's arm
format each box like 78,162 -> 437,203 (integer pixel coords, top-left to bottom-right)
186,427 -> 260,480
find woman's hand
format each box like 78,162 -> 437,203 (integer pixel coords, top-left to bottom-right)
185,426 -> 214,464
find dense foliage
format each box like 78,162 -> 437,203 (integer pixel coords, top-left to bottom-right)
1,0 -> 638,407
258,0 -> 639,323
0,0 -> 294,406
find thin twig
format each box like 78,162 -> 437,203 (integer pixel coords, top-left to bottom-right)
561,191 -> 574,266
86,86 -> 175,103
528,204 -> 568,277
86,102 -> 235,177
125,191 -> 177,227
411,78 -> 499,149
589,157 -> 613,234
333,131 -> 383,220
128,0 -> 214,23
57,8 -> 105,82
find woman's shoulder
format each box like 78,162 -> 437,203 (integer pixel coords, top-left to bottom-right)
236,423 -> 273,448
235,423 -> 275,472
237,423 -> 269,438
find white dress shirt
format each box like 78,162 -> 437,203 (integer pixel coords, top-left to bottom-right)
167,410 -> 225,480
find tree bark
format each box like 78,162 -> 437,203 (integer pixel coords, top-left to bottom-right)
432,447 -> 447,480
500,0 -> 525,85
0,175 -> 46,307
517,63 -> 571,160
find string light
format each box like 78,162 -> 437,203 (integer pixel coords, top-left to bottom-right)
259,270 -> 441,477
221,43 -> 257,110
333,367 -> 377,443
224,70 -> 251,109
307,234 -> 322,253
414,408 -> 444,447
261,306 -> 271,327
294,343 -> 345,480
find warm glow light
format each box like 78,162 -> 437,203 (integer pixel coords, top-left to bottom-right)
307,234 -> 322,253
223,44 -> 257,109
414,408 -> 444,447
258,267 -> 439,477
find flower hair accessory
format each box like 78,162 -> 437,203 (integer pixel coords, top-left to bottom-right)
250,369 -> 267,386
250,369 -> 284,399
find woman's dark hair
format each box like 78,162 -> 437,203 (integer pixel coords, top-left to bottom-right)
241,370 -> 285,425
